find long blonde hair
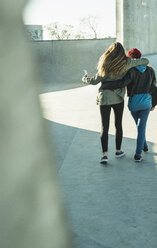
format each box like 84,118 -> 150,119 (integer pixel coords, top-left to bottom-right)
97,42 -> 128,77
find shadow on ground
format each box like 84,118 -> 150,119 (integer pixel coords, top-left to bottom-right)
45,119 -> 157,170
45,119 -> 157,248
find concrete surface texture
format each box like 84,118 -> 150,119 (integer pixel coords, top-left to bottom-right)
116,0 -> 157,54
0,1 -> 73,248
32,38 -> 116,93
40,51 -> 157,248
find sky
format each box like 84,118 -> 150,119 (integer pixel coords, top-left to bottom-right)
23,0 -> 116,37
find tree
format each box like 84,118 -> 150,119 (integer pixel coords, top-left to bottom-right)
44,15 -> 109,40
46,22 -> 74,40
74,31 -> 85,40
79,15 -> 100,39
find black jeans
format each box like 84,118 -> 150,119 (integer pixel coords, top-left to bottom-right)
100,101 -> 124,152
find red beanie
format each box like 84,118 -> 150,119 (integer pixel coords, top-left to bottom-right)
126,48 -> 142,58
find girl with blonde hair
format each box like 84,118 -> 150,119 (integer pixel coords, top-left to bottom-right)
82,42 -> 149,164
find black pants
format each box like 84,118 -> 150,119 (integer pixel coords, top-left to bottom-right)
100,101 -> 124,152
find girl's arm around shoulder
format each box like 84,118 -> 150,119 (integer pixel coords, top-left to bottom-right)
82,73 -> 104,85
100,71 -> 133,90
127,57 -> 149,69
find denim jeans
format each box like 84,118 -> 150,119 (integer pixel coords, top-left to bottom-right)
131,108 -> 150,156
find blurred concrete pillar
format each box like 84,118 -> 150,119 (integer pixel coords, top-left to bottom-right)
116,0 -> 157,54
0,1 -> 73,248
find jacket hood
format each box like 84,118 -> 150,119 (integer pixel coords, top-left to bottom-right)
136,65 -> 146,72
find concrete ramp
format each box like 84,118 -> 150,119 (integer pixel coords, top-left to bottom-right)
40,53 -> 157,248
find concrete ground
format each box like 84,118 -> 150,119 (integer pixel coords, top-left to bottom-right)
40,54 -> 157,248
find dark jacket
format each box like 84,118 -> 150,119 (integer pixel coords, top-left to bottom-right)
82,58 -> 149,105
101,66 -> 157,107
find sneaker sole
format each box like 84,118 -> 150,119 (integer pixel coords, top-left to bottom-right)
134,158 -> 142,162
115,153 -> 125,158
100,162 -> 108,165
100,159 -> 108,163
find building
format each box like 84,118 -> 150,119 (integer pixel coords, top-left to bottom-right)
25,25 -> 43,40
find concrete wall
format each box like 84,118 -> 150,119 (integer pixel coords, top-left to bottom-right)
116,0 -> 157,55
31,38 -> 116,92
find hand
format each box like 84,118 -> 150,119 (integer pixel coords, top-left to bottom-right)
84,74 -> 90,77
82,74 -> 90,84
151,107 -> 155,111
